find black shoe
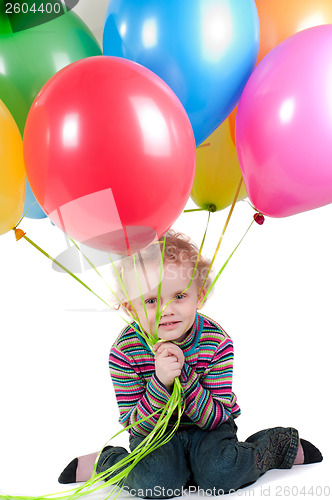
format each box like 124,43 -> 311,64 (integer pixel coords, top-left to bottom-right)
300,439 -> 323,464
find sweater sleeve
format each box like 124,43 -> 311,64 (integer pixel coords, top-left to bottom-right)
109,346 -> 170,436
179,336 -> 237,430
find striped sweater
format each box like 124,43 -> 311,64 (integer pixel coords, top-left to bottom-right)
109,313 -> 241,437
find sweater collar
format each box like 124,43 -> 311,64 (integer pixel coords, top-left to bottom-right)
172,312 -> 203,356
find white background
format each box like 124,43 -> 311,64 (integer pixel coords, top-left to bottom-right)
0,0 -> 331,498
73,0 -> 110,45
0,196 -> 331,498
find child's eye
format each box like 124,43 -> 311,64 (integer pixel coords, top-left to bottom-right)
145,298 -> 157,305
175,294 -> 185,300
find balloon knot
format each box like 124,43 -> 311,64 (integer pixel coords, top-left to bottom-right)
254,212 -> 265,225
15,228 -> 26,241
208,204 -> 217,213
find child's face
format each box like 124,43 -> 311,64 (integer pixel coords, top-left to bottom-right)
125,261 -> 204,342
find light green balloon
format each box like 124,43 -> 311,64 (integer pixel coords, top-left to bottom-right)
0,6 -> 102,135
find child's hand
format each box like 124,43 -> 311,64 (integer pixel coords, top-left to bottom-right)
153,342 -> 185,367
153,342 -> 185,391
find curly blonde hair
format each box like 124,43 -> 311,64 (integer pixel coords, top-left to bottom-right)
160,229 -> 212,289
110,230 -> 213,310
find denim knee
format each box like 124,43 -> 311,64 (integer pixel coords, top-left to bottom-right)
96,435 -> 191,498
125,436 -> 191,498
192,442 -> 249,493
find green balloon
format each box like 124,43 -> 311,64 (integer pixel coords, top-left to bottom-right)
0,2 -> 12,34
0,3 -> 102,135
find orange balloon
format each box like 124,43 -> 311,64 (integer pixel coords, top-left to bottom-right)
229,0 -> 332,143
256,0 -> 332,64
228,105 -> 237,146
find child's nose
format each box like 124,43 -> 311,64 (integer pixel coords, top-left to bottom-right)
161,301 -> 175,315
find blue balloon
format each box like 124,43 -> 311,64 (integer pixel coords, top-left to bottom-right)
103,0 -> 259,145
23,181 -> 47,219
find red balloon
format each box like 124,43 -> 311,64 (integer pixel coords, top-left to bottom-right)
23,56 -> 196,254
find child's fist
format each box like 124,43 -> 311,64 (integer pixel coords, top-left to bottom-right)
153,342 -> 185,367
153,342 -> 185,391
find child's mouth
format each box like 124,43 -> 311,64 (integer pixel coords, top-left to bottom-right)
159,321 -> 180,330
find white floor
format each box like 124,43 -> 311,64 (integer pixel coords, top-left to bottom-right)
1,199 -> 331,498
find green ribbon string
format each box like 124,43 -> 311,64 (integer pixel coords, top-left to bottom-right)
14,230 -> 113,311
198,178 -> 243,300
201,219 -> 254,307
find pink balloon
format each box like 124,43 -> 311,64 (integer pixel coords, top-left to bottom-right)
236,25 -> 332,218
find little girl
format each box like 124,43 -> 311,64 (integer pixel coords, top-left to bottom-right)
59,231 -> 322,497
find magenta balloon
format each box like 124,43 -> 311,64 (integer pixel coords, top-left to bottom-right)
236,25 -> 332,218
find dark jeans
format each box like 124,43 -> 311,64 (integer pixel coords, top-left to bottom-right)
96,418 -> 299,498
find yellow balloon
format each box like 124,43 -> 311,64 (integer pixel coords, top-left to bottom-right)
191,119 -> 247,211
0,99 -> 26,235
